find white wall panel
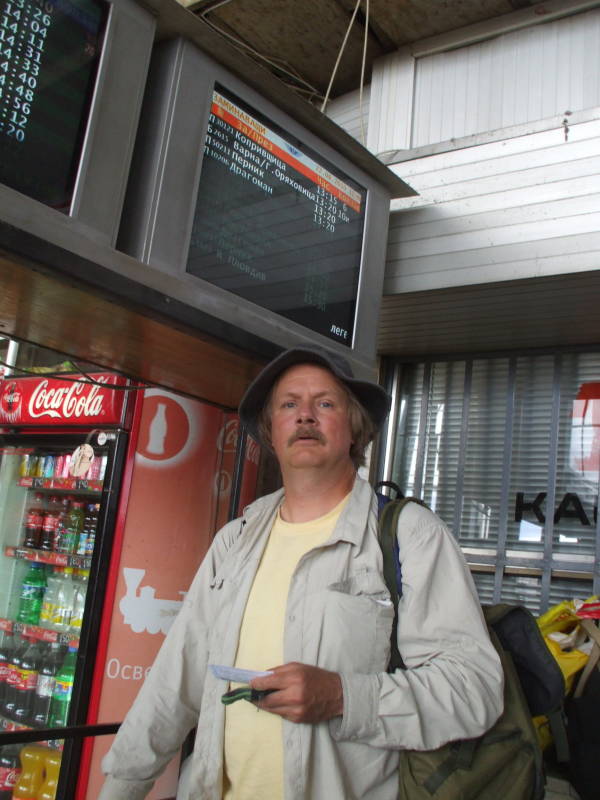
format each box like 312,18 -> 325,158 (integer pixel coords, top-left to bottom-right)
411,8 -> 600,146
324,86 -> 370,144
385,111 -> 600,293
368,51 -> 415,154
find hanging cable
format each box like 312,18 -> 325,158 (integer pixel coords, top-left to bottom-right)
0,358 -> 149,391
320,0 -> 362,114
200,11 -> 322,98
359,0 -> 369,146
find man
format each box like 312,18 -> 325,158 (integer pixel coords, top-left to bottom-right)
99,344 -> 503,800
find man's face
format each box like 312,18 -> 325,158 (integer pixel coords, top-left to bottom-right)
269,364 -> 354,474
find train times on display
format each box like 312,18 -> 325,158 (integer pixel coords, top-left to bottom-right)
0,0 -> 105,209
187,87 -> 368,346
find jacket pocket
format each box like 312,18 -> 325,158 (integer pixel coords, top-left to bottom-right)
316,570 -> 394,673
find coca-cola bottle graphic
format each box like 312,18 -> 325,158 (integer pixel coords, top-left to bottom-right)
147,403 -> 167,455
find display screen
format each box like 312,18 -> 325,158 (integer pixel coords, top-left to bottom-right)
0,0 -> 106,210
186,87 -> 367,346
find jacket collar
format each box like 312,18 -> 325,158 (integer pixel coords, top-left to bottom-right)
241,476 -> 376,548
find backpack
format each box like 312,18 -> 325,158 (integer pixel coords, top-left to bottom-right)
377,496 -> 566,800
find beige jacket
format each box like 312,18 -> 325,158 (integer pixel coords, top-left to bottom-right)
99,477 -> 503,800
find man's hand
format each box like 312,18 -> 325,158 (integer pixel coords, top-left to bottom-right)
250,662 -> 343,724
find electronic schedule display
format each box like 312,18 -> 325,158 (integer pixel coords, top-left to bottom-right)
187,87 -> 367,347
0,0 -> 106,209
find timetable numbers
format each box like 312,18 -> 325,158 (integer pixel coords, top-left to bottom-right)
0,0 -> 54,144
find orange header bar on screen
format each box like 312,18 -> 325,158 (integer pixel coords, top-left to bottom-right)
211,100 -> 363,213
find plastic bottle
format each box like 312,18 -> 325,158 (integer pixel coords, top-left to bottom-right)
16,563 -> 47,625
22,493 -> 45,549
19,453 -> 30,478
12,639 -> 44,726
31,643 -> 65,728
11,745 -> 47,799
69,570 -> 89,633
48,645 -> 77,727
2,636 -> 28,720
51,568 -> 74,632
38,749 -> 62,800
0,745 -> 21,799
51,497 -> 71,552
86,504 -> 100,556
39,569 -> 62,628
0,631 -> 13,708
55,501 -> 84,554
39,511 -> 59,552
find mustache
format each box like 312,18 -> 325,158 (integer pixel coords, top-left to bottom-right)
288,426 -> 325,446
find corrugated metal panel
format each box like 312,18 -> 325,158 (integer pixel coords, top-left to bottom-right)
385,350 -> 600,613
368,51 -> 415,153
384,113 -> 600,294
377,271 -> 600,356
411,8 -> 600,146
324,87 -> 370,144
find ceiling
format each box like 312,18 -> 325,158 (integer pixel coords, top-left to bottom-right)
182,0 -> 541,102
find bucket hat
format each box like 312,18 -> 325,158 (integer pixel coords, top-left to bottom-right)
239,344 -> 391,442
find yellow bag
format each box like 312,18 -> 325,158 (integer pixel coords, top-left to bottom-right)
543,636 -> 589,694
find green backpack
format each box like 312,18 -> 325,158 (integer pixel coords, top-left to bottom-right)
378,497 -> 562,800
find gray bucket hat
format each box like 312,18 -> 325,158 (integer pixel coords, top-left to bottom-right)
239,344 -> 391,442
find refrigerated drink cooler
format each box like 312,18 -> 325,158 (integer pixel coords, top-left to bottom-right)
0,373 -> 132,799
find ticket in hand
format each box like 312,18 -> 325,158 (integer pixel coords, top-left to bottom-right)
209,664 -> 274,684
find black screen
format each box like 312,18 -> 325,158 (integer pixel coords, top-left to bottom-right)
186,87 -> 367,347
0,0 -> 106,210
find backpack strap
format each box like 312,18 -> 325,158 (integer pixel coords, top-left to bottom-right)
378,496 -> 428,672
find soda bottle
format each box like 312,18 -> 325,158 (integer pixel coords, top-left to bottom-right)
86,505 -> 99,556
3,636 -> 28,720
39,511 -> 59,552
39,569 -> 61,628
55,501 -> 84,554
48,645 -> 77,727
0,631 -> 13,707
22,493 -> 45,549
52,497 -> 71,551
50,568 -> 74,632
11,745 -> 47,799
42,455 -> 55,478
31,643 -> 65,728
38,749 -> 62,800
13,639 -> 44,726
0,745 -> 21,799
19,453 -> 31,477
69,570 -> 89,633
16,563 -> 47,625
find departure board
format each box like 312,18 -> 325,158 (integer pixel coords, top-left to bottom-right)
0,0 -> 106,209
187,87 -> 367,346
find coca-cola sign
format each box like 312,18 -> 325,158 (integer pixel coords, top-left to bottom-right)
0,374 -> 127,426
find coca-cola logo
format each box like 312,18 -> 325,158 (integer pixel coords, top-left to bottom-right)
217,419 -> 239,453
28,378 -> 108,420
0,381 -> 22,418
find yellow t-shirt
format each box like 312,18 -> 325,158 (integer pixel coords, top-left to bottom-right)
222,496 -> 349,800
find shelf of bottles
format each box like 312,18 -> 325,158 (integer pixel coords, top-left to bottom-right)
0,618 -> 77,648
4,546 -> 91,570
17,476 -> 103,493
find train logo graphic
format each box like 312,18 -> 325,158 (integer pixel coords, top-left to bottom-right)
119,567 -> 185,635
